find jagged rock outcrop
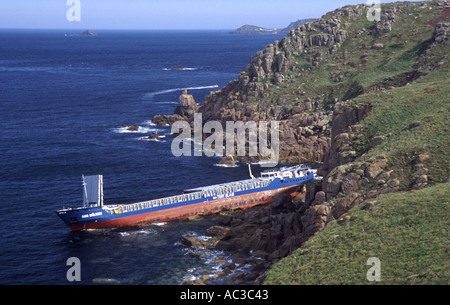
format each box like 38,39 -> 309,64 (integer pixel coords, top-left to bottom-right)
194,5 -> 369,164
320,102 -> 372,175
123,124 -> 140,132
237,15 -> 351,88
176,89 -> 199,117
151,113 -> 185,127
215,194 -> 308,262
145,132 -> 161,141
433,23 -> 449,43
371,6 -> 400,36
415,22 -> 450,72
221,18 -> 349,95
152,89 -> 198,127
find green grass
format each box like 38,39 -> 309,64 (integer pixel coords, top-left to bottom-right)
261,1 -> 449,285
265,183 -> 450,285
350,70 -> 450,183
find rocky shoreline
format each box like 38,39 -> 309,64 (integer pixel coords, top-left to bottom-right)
179,188 -> 314,285
179,140 -> 436,285
146,1 -> 450,285
179,221 -> 270,285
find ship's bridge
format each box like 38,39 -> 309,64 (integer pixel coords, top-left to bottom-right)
261,164 -> 311,180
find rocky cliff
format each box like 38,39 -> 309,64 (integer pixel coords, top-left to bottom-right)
177,0 -> 449,285
196,1 -> 448,165
198,4 -> 367,164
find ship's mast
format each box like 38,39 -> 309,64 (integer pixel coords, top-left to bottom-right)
99,175 -> 103,207
248,163 -> 255,179
82,175 -> 89,207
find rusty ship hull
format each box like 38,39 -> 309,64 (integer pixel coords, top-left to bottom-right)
56,166 -> 317,231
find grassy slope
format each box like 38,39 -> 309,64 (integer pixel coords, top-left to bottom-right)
355,70 -> 450,184
264,2 -> 449,285
265,183 -> 449,285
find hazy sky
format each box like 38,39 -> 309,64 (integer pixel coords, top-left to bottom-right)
0,0 -> 425,30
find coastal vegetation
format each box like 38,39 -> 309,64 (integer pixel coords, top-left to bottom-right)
265,183 -> 449,284
155,0 -> 449,285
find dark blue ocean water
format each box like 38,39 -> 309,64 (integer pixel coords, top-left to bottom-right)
0,29 -> 284,284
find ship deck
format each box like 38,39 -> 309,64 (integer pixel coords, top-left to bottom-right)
184,177 -> 271,193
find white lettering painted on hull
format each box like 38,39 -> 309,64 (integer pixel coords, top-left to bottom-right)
81,211 -> 102,219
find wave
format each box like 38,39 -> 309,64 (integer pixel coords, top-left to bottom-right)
138,136 -> 167,142
251,160 -> 279,168
113,126 -> 159,134
135,230 -> 156,235
163,67 -> 198,71
118,228 -> 157,237
0,64 -> 96,74
0,66 -> 62,74
113,120 -> 168,134
156,102 -> 180,105
214,163 -> 240,168
151,222 -> 167,226
144,85 -> 219,98
141,120 -> 157,126
180,238 -> 230,284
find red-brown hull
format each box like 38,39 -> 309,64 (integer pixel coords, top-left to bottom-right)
70,185 -> 299,231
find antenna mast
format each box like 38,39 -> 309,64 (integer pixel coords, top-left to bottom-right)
82,175 -> 89,207
248,163 -> 255,179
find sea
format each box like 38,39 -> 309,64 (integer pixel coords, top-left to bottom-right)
0,29 -> 285,285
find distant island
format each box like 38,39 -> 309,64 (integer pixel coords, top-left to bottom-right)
65,30 -> 98,37
231,18 -> 316,35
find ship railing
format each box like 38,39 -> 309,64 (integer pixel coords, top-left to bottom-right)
108,191 -> 204,214
108,179 -> 272,215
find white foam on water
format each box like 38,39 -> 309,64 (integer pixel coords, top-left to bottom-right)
151,222 -> 167,226
180,246 -> 228,284
163,67 -> 198,71
142,120 -> 157,126
113,126 -> 158,134
156,102 -> 180,105
251,160 -> 279,167
138,136 -> 167,142
138,137 -> 159,142
214,163 -> 240,168
135,230 -> 155,235
144,85 -> 219,99
118,228 -> 157,236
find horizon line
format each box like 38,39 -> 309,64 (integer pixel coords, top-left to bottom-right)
0,17 -> 319,33
0,27 -> 264,32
